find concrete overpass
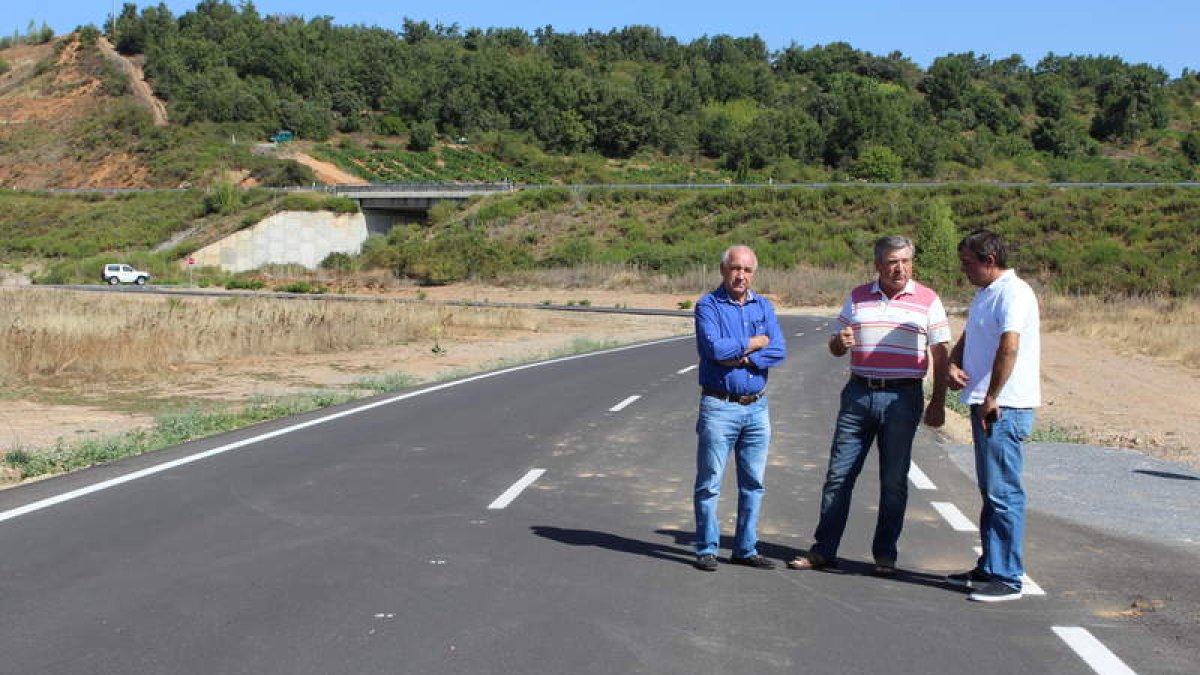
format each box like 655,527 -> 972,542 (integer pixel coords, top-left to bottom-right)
332,182 -> 517,233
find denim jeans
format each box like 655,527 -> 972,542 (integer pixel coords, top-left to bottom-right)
810,380 -> 923,565
970,406 -> 1034,590
693,395 -> 771,558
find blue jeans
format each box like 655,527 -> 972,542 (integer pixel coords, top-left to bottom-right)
810,380 -> 922,565
693,395 -> 771,558
970,406 -> 1034,590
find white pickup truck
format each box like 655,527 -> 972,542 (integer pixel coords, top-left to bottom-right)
101,263 -> 151,285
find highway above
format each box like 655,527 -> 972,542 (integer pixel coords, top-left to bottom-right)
1,315 -> 1196,674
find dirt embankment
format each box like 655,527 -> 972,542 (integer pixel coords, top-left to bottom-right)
97,37 -> 167,126
283,150 -> 366,185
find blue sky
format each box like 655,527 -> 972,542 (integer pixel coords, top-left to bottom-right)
7,1 -> 1198,76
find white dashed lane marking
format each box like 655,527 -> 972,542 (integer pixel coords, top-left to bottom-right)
609,395 -> 641,412
487,469 -> 546,510
931,501 -> 978,531
0,336 -> 691,525
907,462 -> 937,490
676,365 -> 697,375
1053,627 -> 1138,675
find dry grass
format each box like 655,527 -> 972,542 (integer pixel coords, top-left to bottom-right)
0,289 -> 542,380
494,263 -> 865,306
1041,294 -> 1200,369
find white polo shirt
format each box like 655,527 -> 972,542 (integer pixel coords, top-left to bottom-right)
960,269 -> 1041,408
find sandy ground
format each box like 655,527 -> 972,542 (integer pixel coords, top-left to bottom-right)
3,285 -> 1198,486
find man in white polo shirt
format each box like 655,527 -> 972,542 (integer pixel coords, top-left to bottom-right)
946,229 -> 1041,603
788,235 -> 950,576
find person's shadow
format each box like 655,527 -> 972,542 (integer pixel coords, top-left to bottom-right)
529,526 -> 965,592
529,526 -> 695,566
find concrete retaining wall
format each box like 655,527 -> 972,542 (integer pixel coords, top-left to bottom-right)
189,211 -> 369,273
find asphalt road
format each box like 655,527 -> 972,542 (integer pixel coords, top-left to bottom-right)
1,315 -> 1196,674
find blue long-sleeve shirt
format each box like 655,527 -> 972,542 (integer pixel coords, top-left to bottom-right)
694,286 -> 787,396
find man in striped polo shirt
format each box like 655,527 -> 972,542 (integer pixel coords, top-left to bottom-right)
789,235 -> 950,575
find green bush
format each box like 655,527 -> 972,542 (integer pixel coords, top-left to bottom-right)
851,146 -> 904,182
320,252 -> 354,271
916,198 -> 960,290
203,183 -> 241,215
273,281 -> 327,294
407,121 -> 437,152
224,278 -> 265,290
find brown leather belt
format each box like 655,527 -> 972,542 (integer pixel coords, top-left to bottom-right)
702,387 -> 765,405
850,374 -> 923,390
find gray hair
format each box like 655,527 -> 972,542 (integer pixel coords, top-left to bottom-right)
721,244 -> 757,266
874,235 -> 914,263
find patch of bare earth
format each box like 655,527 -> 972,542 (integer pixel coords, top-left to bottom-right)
285,150 -> 367,185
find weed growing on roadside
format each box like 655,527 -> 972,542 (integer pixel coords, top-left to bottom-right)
354,372 -> 418,393
944,396 -> 1084,444
1,392 -> 354,481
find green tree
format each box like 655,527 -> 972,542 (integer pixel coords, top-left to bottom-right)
850,146 -> 903,182
1182,132 -> 1200,166
1032,74 -> 1070,119
1032,117 -> 1097,157
1090,65 -> 1169,143
407,120 -> 437,151
921,53 -> 978,116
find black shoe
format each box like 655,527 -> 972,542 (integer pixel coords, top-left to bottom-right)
694,554 -> 718,571
968,581 -> 1023,603
946,568 -> 991,588
871,561 -> 898,577
730,554 -> 776,569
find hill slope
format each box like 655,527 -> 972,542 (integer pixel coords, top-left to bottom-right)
0,39 -> 151,188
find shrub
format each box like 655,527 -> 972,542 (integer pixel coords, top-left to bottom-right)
225,278 -> 265,290
1182,132 -> 1200,166
203,183 -> 241,215
273,281 -> 327,294
851,146 -> 903,182
378,116 -> 406,136
916,198 -> 960,290
407,121 -> 436,152
320,252 -> 355,272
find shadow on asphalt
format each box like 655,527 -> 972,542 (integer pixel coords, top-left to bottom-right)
530,526 -> 695,566
529,525 -> 966,593
656,528 -> 966,592
1132,468 -> 1200,481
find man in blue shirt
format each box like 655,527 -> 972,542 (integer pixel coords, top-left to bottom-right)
692,245 -> 787,571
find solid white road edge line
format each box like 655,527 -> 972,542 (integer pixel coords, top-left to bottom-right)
973,546 -> 1046,595
1052,627 -> 1138,675
907,462 -> 937,490
487,469 -> 547,510
0,335 -> 691,525
931,501 -> 978,531
609,395 -> 641,412
676,365 -> 698,374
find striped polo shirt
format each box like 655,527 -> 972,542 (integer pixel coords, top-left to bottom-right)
837,279 -> 951,379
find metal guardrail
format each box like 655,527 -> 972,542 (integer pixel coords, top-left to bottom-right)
9,181 -> 1200,196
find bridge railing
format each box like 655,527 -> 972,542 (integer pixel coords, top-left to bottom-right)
333,181 -> 515,195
